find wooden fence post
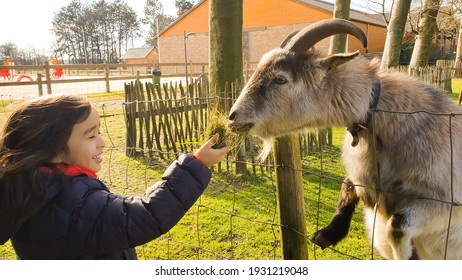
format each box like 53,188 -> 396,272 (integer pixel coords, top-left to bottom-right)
44,61 -> 52,95
104,60 -> 110,93
125,82 -> 137,157
37,74 -> 43,96
273,134 -> 308,260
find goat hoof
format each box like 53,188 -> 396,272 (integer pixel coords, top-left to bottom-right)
312,229 -> 334,249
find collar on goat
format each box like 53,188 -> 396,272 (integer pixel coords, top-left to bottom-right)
347,82 -> 381,147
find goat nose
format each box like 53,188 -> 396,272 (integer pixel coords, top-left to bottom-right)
229,111 -> 237,121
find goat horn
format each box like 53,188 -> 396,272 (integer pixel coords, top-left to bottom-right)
280,30 -> 300,48
283,19 -> 368,53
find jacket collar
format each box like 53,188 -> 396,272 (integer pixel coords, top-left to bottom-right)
38,164 -> 97,179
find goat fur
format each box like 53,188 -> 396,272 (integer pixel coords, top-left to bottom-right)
228,49 -> 462,259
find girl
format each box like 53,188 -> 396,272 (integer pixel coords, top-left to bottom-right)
0,94 -> 229,259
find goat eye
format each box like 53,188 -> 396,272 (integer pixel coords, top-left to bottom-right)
274,76 -> 287,85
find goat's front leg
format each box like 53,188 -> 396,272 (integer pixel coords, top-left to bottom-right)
312,178 -> 359,249
386,211 -> 419,260
384,198 -> 453,260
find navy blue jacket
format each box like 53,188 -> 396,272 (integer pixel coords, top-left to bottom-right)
0,154 -> 210,259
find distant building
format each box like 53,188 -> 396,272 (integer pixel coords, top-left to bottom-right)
158,0 -> 388,64
120,46 -> 159,65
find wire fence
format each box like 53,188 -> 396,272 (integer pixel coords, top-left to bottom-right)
1,78 -> 461,260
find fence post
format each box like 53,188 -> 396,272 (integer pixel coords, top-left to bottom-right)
44,61 -> 52,94
37,74 -> 43,96
273,135 -> 308,260
104,60 -> 110,93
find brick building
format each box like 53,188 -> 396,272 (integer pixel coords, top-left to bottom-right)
158,0 -> 387,64
120,46 -> 158,64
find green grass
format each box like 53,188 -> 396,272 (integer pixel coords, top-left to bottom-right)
452,78 -> 462,93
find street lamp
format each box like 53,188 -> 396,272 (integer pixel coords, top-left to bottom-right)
184,31 -> 196,89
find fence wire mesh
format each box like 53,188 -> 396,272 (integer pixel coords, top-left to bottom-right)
0,80 -> 461,260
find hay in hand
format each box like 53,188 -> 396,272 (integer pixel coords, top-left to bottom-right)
205,111 -> 243,150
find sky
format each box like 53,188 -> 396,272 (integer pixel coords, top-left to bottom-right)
0,0 -> 177,54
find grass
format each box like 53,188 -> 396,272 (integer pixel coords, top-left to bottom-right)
1,79 -> 461,260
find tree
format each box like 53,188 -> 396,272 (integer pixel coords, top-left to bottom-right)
0,42 -> 18,60
51,0 -> 139,64
329,0 -> 351,54
175,0 -> 195,17
209,0 -> 245,173
409,0 -> 441,69
324,0 -> 352,147
380,0 -> 413,70
143,0 -> 174,46
209,0 -> 243,111
456,18 -> 462,75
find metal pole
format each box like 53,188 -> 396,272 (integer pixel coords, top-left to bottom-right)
184,32 -> 196,90
156,17 -> 160,63
184,31 -> 189,89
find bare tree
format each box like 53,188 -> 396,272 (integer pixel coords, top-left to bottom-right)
175,0 -> 195,16
409,0 -> 442,68
381,0 -> 413,70
209,0 -> 243,111
329,0 -> 352,54
143,0 -> 175,46
51,0 -> 139,64
0,42 -> 19,61
456,18 -> 462,73
209,0 -> 245,174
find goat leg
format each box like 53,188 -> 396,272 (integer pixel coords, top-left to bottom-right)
312,178 -> 359,249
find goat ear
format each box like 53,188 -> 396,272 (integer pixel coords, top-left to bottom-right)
319,51 -> 360,71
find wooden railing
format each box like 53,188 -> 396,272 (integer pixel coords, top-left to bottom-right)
0,61 -> 209,95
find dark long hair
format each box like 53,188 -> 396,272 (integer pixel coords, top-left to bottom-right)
0,95 -> 92,215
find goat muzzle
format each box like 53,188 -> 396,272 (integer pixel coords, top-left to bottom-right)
227,111 -> 254,134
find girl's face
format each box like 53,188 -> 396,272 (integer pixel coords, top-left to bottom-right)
56,106 -> 106,173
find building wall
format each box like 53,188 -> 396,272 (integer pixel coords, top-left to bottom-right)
147,50 -> 159,64
123,50 -> 159,74
124,50 -> 159,65
159,0 -> 387,64
160,34 -> 209,64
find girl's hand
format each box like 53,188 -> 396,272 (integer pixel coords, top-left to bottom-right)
193,133 -> 229,168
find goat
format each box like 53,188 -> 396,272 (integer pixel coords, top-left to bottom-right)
227,19 -> 462,260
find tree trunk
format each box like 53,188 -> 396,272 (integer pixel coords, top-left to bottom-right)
408,0 -> 441,70
454,19 -> 462,77
209,0 -> 243,112
209,0 -> 246,174
380,0 -> 412,70
323,0 -> 352,149
329,0 -> 351,54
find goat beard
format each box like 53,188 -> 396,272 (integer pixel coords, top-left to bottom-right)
257,138 -> 274,162
256,127 -> 316,162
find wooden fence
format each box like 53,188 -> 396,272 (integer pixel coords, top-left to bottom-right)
0,61 -> 208,96
124,79 -> 329,174
124,79 -> 210,159
2,59 -> 460,98
395,63 -> 453,93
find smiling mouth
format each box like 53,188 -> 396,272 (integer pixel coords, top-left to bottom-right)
227,122 -> 254,134
93,154 -> 103,160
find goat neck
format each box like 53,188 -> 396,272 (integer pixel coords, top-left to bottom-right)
347,81 -> 381,147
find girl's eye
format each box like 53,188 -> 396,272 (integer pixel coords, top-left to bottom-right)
89,132 -> 101,139
274,76 -> 287,85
